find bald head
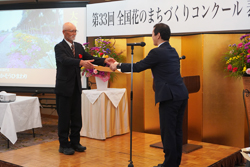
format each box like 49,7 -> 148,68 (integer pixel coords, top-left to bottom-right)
63,22 -> 76,31
62,22 -> 77,44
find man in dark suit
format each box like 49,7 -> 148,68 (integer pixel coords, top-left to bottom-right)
54,22 -> 115,155
110,23 -> 189,167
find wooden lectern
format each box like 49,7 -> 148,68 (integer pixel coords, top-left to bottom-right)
150,75 -> 202,153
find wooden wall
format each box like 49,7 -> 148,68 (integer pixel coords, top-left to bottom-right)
106,34 -> 246,148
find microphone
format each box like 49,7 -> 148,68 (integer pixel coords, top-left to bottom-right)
127,42 -> 146,47
179,55 -> 186,60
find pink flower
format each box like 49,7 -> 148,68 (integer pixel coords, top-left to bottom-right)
237,43 -> 243,48
248,49 -> 250,54
93,69 -> 98,74
246,68 -> 250,75
227,64 -> 232,71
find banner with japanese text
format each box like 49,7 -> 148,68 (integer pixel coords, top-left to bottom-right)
86,0 -> 250,37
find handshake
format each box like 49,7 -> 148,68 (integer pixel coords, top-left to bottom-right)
80,58 -> 120,71
109,62 -> 120,72
104,58 -> 120,72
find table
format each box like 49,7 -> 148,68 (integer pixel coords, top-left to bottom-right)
80,88 -> 129,140
0,96 -> 42,144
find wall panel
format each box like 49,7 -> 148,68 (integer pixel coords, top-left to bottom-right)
202,34 -> 245,147
181,35 -> 203,141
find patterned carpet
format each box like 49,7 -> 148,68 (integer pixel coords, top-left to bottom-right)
0,116 -> 58,153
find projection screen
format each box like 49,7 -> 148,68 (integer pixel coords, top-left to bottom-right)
0,2 -> 87,93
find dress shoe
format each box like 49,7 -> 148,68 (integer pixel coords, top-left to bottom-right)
59,146 -> 75,155
71,144 -> 86,152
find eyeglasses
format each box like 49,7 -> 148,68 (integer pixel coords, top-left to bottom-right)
65,30 -> 78,33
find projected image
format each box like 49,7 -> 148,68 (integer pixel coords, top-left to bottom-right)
0,6 -> 87,88
0,9 -> 63,69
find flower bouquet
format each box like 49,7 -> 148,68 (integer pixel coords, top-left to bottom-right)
222,34 -> 250,78
82,37 -> 124,82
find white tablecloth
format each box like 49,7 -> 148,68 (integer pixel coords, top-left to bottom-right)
80,88 -> 129,140
0,96 -> 42,144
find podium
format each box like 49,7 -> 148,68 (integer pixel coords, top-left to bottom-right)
150,75 -> 202,153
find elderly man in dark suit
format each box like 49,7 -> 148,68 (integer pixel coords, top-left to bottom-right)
110,23 -> 189,167
54,22 -> 115,155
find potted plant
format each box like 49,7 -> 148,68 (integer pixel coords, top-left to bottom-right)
222,34 -> 250,145
81,37 -> 125,89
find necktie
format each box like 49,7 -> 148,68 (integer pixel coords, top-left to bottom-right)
71,44 -> 75,57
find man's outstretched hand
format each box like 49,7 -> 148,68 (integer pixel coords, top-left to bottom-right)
80,59 -> 94,69
104,58 -> 116,65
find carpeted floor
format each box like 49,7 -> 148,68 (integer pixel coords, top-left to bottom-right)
0,116 -> 58,153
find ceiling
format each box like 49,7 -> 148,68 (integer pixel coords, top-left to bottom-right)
0,0 -> 121,5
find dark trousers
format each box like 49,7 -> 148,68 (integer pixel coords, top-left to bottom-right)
159,99 -> 188,167
56,82 -> 82,148
246,161 -> 250,167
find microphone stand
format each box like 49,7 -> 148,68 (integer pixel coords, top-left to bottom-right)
126,42 -> 145,167
128,45 -> 134,167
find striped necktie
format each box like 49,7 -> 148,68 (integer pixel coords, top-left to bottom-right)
71,44 -> 75,57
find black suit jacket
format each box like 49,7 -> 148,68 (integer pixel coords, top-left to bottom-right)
120,42 -> 188,104
54,39 -> 105,97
